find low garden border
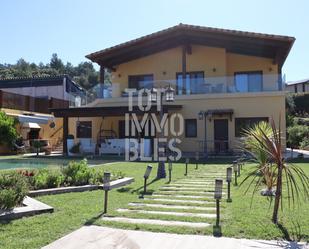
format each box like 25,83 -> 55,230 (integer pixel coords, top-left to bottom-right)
0,196 -> 53,221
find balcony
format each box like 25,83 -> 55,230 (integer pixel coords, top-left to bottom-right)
86,74 -> 284,101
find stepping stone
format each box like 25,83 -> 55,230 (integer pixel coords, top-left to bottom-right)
156,190 -> 214,195
143,198 -> 215,204
102,217 -> 210,228
168,183 -> 214,187
160,186 -> 215,191
128,203 -> 216,211
117,209 -> 216,218
151,194 -> 212,199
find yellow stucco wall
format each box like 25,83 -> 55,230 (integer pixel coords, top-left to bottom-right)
111,45 -> 279,96
74,44 -> 285,154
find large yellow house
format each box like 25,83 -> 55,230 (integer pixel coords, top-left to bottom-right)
52,24 -> 295,157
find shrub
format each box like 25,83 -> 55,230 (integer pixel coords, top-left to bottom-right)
62,159 -> 93,186
0,172 -> 29,210
287,125 -> 309,149
0,111 -> 18,147
33,169 -> 64,189
300,137 -> 309,150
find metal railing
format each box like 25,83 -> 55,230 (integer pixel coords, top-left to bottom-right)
86,74 -> 284,101
0,90 -> 69,113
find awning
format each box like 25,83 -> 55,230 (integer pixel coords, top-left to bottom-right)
22,122 -> 41,129
5,112 -> 53,124
206,109 -> 234,121
18,115 -> 50,124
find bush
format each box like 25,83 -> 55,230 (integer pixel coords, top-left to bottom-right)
287,125 -> 309,149
62,159 -> 93,186
0,172 -> 29,210
33,169 -> 64,189
0,111 -> 18,147
300,137 -> 309,150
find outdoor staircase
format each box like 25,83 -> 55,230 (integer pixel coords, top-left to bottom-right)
102,165 -> 227,230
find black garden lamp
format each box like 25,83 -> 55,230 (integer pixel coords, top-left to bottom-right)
214,179 -> 223,226
226,167 -> 232,202
185,158 -> 189,176
143,165 -> 153,195
195,152 -> 199,170
103,172 -> 111,214
168,160 -> 172,183
233,161 -> 238,186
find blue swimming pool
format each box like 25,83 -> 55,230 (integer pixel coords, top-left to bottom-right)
0,159 -> 66,170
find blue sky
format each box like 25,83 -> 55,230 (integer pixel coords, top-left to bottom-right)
0,0 -> 308,81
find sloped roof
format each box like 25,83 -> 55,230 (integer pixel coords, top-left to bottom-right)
86,23 -> 295,68
0,74 -> 85,93
286,78 -> 309,85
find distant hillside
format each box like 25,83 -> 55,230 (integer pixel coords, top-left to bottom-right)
0,53 -> 110,90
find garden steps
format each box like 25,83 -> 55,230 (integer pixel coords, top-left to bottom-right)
103,167 -> 226,231
102,217 -> 210,228
127,203 -> 216,211
116,209 -> 216,218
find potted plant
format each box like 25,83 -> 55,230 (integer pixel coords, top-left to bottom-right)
67,134 -> 75,156
69,142 -> 80,155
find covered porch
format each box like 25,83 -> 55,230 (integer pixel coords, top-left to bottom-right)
50,105 -> 182,156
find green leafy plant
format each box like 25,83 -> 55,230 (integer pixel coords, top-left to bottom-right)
0,111 -> 18,147
242,121 -> 275,194
0,172 -> 29,210
300,137 -> 309,150
287,125 -> 309,149
33,169 -> 64,189
241,118 -> 309,224
62,159 -> 93,186
32,140 -> 45,156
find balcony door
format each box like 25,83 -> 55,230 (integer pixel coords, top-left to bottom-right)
128,74 -> 154,90
214,119 -> 229,153
234,71 -> 263,92
176,71 -> 204,95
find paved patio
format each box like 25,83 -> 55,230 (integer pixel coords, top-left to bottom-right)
42,225 -> 308,249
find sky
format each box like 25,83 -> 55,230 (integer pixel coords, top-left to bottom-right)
0,0 -> 308,81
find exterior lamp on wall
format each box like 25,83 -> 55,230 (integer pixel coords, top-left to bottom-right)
214,179 -> 223,227
226,167 -> 232,202
150,87 -> 158,103
165,85 -> 175,102
198,110 -> 205,120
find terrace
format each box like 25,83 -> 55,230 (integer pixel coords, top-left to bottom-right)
89,74 -> 285,101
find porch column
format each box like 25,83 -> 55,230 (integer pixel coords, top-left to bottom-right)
278,66 -> 283,91
100,66 -> 105,98
182,45 -> 187,80
63,116 -> 68,155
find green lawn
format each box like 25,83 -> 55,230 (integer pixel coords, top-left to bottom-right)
0,159 -> 308,249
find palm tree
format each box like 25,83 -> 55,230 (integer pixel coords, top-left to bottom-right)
242,118 -> 309,224
242,122 -> 275,195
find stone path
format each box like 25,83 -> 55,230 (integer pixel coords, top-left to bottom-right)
43,225 -> 308,249
102,164 -> 226,229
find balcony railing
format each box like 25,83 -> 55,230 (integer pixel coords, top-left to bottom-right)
0,90 -> 69,113
86,74 -> 284,101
